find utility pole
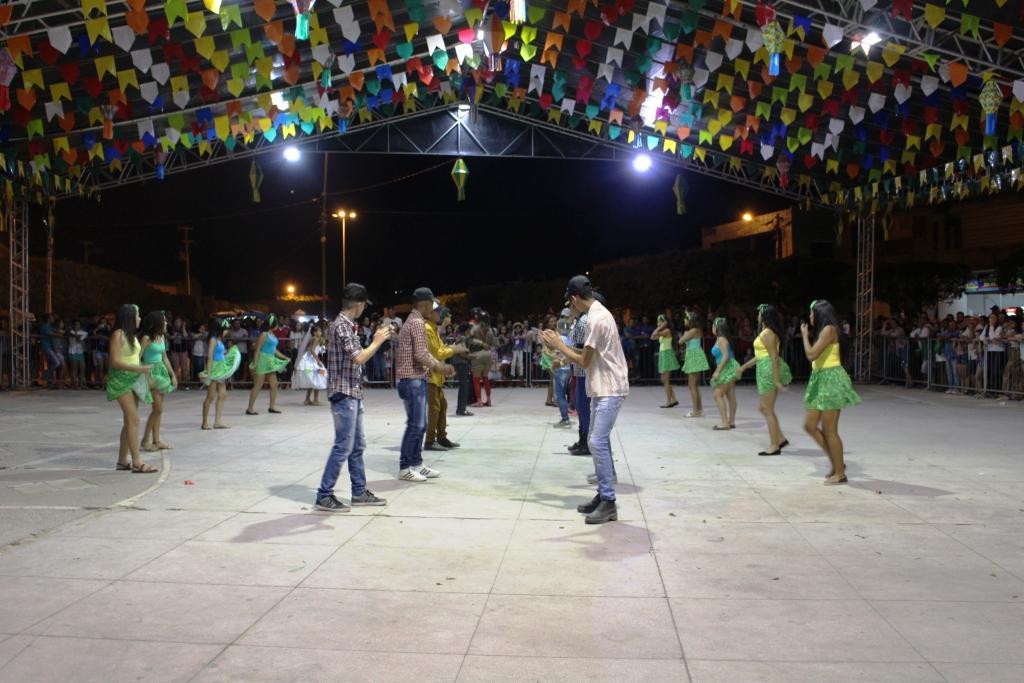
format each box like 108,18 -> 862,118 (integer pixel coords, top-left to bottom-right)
319,154 -> 328,318
179,226 -> 194,296
45,200 -> 55,313
80,240 -> 94,266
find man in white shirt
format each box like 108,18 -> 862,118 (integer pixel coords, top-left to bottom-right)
542,275 -> 628,525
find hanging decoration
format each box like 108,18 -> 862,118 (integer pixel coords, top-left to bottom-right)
0,48 -> 16,112
761,21 -> 785,77
290,0 -> 317,40
484,14 -> 505,72
776,154 -> 792,188
672,174 -> 689,215
509,0 -> 527,25
678,65 -> 694,101
451,157 -> 469,201
249,160 -> 264,203
154,149 -> 166,181
980,79 -> 1003,137
99,105 -> 117,140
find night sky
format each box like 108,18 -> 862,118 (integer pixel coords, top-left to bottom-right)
52,152 -> 788,304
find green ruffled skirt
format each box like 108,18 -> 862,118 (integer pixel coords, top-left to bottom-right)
250,353 -> 290,376
755,357 -> 793,395
710,358 -> 741,386
200,346 -> 241,385
658,348 -> 680,373
682,346 -> 709,373
149,362 -> 175,394
106,369 -> 153,404
804,366 -> 861,411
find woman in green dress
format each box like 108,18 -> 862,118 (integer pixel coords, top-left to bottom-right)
709,317 -> 741,430
739,304 -> 792,456
106,304 -> 157,474
140,310 -> 177,452
680,311 -> 708,417
651,314 -> 680,408
802,299 -> 861,486
201,318 -> 241,430
246,314 -> 291,415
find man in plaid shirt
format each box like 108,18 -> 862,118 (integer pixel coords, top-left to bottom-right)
314,283 -> 392,513
395,287 -> 454,482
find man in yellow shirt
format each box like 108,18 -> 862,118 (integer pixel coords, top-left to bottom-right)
425,305 -> 465,451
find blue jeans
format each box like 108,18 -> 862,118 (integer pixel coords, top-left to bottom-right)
588,396 -> 624,501
398,378 -> 427,470
553,367 -> 571,420
317,396 -> 367,499
43,349 -> 62,384
575,375 -> 591,439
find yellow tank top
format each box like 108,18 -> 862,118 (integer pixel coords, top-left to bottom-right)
813,342 -> 841,370
753,331 -> 775,360
120,337 -> 141,366
659,335 -> 673,352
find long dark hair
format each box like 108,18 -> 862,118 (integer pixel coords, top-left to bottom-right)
713,316 -> 730,341
208,318 -> 228,341
757,304 -> 785,341
141,311 -> 166,340
113,304 -> 139,348
810,299 -> 843,348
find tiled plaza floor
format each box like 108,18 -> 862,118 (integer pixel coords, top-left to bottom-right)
0,384 -> 1022,682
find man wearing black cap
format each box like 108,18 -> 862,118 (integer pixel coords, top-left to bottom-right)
541,275 -> 629,524
315,283 -> 392,512
395,287 -> 455,482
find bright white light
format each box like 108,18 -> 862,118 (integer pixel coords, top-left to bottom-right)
457,102 -> 471,119
632,154 -> 652,173
851,31 -> 881,54
476,29 -> 484,41
271,90 -> 290,111
283,146 -> 301,162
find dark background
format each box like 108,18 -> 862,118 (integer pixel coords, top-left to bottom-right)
51,153 -> 788,304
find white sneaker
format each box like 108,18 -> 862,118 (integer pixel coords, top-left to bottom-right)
399,468 -> 427,482
417,465 -> 441,479
685,410 -> 703,418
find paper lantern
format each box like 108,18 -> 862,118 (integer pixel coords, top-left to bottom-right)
451,157 -> 468,201
979,80 -> 1002,137
0,49 -> 17,112
678,65 -> 694,101
776,154 -> 792,188
154,148 -> 166,180
100,104 -> 117,140
509,0 -> 527,25
761,21 -> 785,77
484,14 -> 505,71
290,0 -> 317,40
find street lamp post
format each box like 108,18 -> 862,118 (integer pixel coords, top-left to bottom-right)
319,154 -> 328,318
331,210 -> 357,287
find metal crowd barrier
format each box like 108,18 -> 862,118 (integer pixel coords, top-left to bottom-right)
871,334 -> 1023,400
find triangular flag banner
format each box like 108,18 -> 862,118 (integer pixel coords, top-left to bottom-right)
249,159 -> 264,203
672,173 -> 688,214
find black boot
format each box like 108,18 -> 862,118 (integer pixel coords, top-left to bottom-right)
585,499 -> 618,525
576,494 -> 601,514
567,441 -> 580,453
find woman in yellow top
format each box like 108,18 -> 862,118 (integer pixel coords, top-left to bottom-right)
106,304 -> 157,474
650,314 -> 679,408
801,299 -> 861,485
739,304 -> 792,456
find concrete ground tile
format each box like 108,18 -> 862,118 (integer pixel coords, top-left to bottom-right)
796,522 -> 971,557
137,485 -> 271,512
933,663 -> 1024,682
242,485 -> 323,513
493,549 -> 665,597
302,542 -> 503,593
0,576 -> 108,633
54,509 -> 237,541
640,490 -> 785,523
469,595 -> 681,659
0,636 -> 35,670
383,482 -> 529,519
832,552 -> 1024,601
658,552 -> 857,599
686,660 -> 943,682
167,468 -> 315,489
240,588 -> 486,653
754,486 -> 925,524
457,655 -> 689,681
126,540 -> 335,586
889,488 -> 1024,525
26,581 -> 288,644
508,519 -> 651,554
0,636 -> 222,683
196,511 -> 370,545
0,536 -> 180,580
352,516 -> 515,551
938,523 -> 1024,559
871,601 -> 1024,663
194,645 -> 463,682
646,520 -> 816,555
670,598 -> 923,662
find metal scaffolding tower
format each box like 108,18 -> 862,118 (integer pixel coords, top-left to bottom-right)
6,200 -> 31,389
853,210 -> 876,383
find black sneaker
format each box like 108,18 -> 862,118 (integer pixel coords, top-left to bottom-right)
351,490 -> 387,506
423,442 -> 449,451
437,438 -> 460,449
315,495 -> 350,512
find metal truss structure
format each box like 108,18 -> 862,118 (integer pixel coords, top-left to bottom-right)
76,104 -> 819,204
853,210 -> 876,383
6,200 -> 31,390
